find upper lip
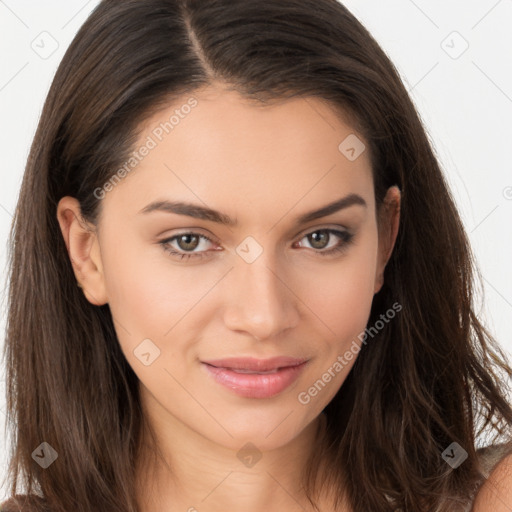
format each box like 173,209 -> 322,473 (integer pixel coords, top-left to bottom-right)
202,356 -> 308,371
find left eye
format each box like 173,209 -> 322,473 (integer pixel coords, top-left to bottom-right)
295,229 -> 352,252
160,233 -> 216,260
159,228 -> 354,261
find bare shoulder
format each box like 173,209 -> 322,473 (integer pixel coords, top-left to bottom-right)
472,449 -> 512,511
0,497 -> 20,511
0,494 -> 47,511
0,497 -> 21,512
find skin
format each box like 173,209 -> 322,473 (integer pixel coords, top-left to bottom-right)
57,83 -> 401,512
473,453 -> 512,511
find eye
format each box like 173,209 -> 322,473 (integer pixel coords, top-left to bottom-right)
159,228 -> 355,261
294,229 -> 354,257
159,232 -> 219,261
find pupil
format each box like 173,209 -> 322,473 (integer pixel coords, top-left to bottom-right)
310,231 -> 328,249
179,234 -> 199,251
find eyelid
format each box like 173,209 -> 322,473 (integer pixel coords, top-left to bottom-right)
159,223 -> 350,247
158,227 -> 220,243
295,222 -> 351,239
159,224 -> 354,261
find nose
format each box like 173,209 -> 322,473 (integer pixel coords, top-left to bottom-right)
222,251 -> 300,341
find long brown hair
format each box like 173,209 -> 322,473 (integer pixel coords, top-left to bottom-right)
2,1 -> 512,511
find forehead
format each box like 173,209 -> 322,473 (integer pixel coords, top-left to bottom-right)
100,85 -> 374,225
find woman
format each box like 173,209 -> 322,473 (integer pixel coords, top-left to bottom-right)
2,0 -> 512,511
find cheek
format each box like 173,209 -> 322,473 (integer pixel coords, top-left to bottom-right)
99,239 -> 207,387
297,231 -> 378,341
98,239 -> 175,365
100,235 -> 204,329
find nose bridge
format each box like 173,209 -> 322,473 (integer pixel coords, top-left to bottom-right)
222,243 -> 299,339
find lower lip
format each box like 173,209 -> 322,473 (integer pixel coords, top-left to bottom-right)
201,362 -> 308,398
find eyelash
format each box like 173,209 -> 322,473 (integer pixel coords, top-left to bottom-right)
159,228 -> 355,261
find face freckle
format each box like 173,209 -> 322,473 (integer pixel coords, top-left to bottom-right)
92,85 -> 396,454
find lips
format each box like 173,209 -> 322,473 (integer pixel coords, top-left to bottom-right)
202,356 -> 308,372
201,356 -> 309,398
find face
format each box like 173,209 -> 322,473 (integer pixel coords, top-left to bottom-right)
58,83 -> 400,453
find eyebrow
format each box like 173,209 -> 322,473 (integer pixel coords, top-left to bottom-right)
138,193 -> 367,227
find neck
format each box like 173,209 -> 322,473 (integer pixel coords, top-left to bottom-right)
135,393 -> 331,512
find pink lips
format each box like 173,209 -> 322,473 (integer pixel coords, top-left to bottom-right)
201,356 -> 309,398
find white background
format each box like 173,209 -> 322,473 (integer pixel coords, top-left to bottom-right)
1,0 -> 511,501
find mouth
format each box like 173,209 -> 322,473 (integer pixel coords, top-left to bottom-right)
218,367 -> 281,374
202,356 -> 308,372
200,357 -> 309,398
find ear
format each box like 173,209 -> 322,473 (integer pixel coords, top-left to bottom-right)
374,185 -> 401,295
56,196 -> 108,306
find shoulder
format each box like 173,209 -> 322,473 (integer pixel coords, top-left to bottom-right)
0,494 -> 48,511
472,443 -> 512,511
0,497 -> 21,512
0,498 -> 20,511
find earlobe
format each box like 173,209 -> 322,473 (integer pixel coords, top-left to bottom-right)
374,273 -> 385,294
56,196 -> 108,306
